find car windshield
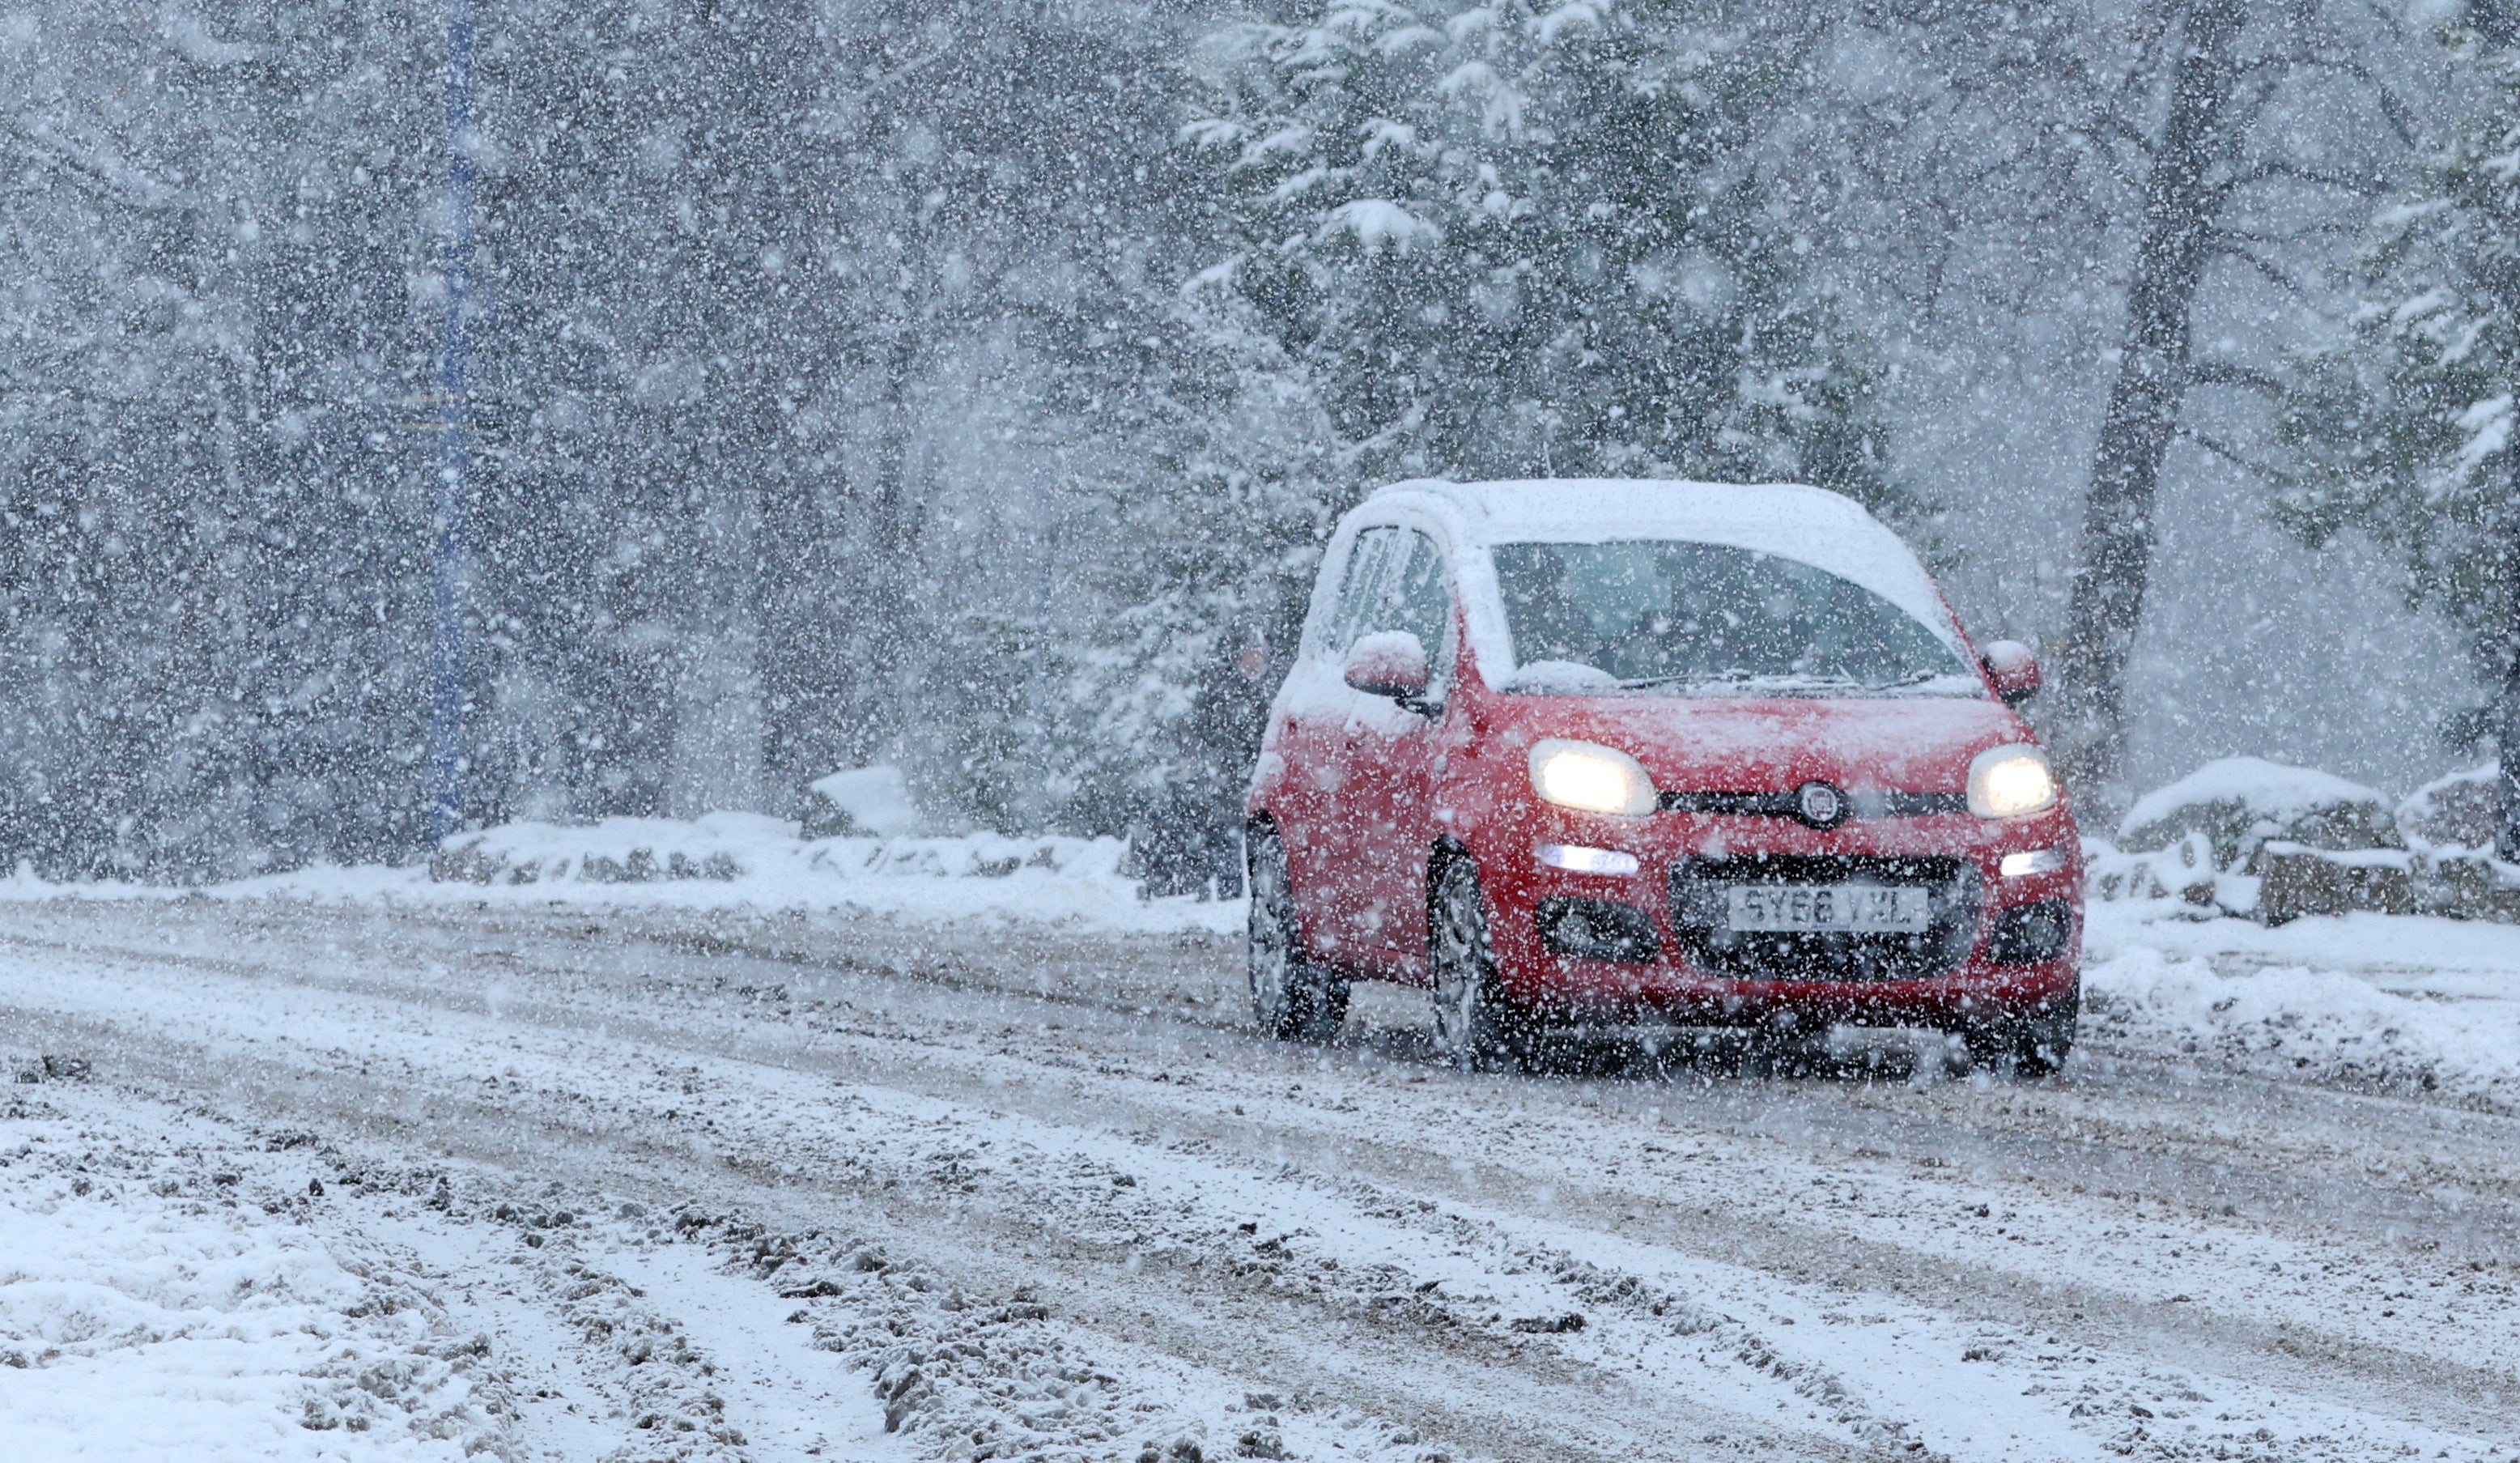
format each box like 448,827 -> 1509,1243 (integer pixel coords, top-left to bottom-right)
1491,539 -> 1981,697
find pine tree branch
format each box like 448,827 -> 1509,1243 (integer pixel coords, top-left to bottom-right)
2220,158 -> 2377,196
2211,66 -> 2287,158
2186,359 -> 2288,398
4,122 -> 193,212
2177,423 -> 2286,483
2211,214 -> 2367,245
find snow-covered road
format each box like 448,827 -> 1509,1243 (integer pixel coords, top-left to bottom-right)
2,896 -> 2516,1461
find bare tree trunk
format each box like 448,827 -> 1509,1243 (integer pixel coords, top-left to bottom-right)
2499,415 -> 2520,861
2052,0 -> 2250,803
759,468 -> 852,806
834,329 -> 924,768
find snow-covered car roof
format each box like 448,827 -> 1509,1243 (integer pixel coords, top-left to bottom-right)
1353,478 -> 1962,655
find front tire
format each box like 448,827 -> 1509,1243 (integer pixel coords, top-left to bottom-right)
1247,827 -> 1348,1042
1428,856 -> 1540,1072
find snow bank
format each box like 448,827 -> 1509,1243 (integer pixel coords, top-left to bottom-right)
2082,901 -> 2520,1111
432,811 -> 786,883
0,817 -> 1244,936
422,816 -> 1240,931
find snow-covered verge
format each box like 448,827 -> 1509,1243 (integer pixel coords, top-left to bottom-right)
2082,897 -> 2520,1111
0,1074 -> 507,1461
0,814 -> 1243,937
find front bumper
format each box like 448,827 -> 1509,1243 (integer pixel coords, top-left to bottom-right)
1477,806 -> 2081,1029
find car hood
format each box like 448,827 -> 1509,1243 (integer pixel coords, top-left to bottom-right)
1510,693 -> 2031,795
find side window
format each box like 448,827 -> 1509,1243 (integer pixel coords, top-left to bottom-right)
1326,526 -> 1400,656
1385,530 -> 1450,664
1326,525 -> 1451,670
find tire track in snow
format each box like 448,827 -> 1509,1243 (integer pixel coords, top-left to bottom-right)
2,900 -> 2516,1460
0,951 -> 1875,1459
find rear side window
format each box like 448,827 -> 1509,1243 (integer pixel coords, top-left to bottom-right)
1383,531 -> 1448,656
1324,526 -> 1450,661
1326,527 -> 1402,655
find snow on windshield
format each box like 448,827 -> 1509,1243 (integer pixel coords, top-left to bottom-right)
1491,539 -> 1982,697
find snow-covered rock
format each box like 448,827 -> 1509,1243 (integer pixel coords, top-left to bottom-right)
2256,842 -> 2418,925
2097,760 -> 2520,925
2117,756 -> 2398,874
2398,764 -> 2499,851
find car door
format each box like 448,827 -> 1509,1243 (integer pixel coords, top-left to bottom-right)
1333,527 -> 1455,978
1279,525 -> 1405,968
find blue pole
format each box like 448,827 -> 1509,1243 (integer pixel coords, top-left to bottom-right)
429,0 -> 474,845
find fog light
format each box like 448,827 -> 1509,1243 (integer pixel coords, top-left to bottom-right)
1987,900 -> 2074,964
1999,848 -> 2067,878
1536,843 -> 1640,874
1536,896 -> 1659,962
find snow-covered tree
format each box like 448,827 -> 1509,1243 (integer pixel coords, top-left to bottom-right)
1186,0 -> 1889,496
0,2 -> 443,877
1048,296 -> 1341,831
2276,15 -> 2520,841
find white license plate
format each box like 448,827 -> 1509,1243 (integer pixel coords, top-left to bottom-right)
1726,884 -> 1931,934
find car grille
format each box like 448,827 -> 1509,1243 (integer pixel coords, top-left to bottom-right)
1668,855 -> 1982,982
1657,789 -> 1968,820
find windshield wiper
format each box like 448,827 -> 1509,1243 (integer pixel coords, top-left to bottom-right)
1616,668 -> 1959,695
1616,668 -> 1863,692
1613,670 -> 1774,691
1615,670 -> 1731,690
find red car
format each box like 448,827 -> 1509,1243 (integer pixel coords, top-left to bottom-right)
1243,479 -> 2080,1074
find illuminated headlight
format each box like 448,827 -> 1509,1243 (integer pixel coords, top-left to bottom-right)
1969,745 -> 2059,820
1999,848 -> 2068,878
1528,739 -> 1657,817
1536,843 -> 1641,874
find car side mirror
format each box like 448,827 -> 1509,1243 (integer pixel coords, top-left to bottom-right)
1981,640 -> 2040,707
1342,630 -> 1432,707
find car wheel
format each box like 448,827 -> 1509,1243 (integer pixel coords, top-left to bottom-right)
1247,828 -> 1349,1042
1427,856 -> 1538,1072
1962,989 -> 2078,1078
